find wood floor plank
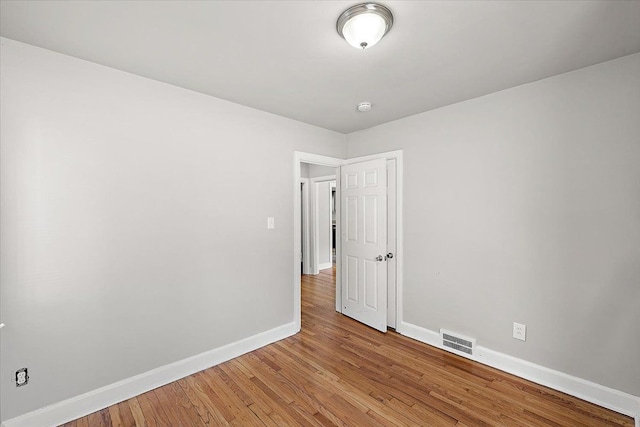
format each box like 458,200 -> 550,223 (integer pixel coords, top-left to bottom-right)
201,368 -> 266,427
126,398 -> 146,427
62,267 -> 634,426
179,374 -> 232,426
85,408 -> 111,427
107,404 -> 123,427
115,400 -> 137,427
220,359 -> 305,427
135,391 -> 165,427
153,385 -> 187,426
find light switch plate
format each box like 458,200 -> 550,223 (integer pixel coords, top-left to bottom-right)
267,217 -> 275,229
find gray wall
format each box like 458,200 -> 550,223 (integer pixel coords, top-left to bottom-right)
300,164 -> 335,179
308,164 -> 336,178
0,38 -> 345,420
300,162 -> 310,178
347,53 -> 640,396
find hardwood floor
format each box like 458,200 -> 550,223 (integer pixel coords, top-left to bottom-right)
63,267 -> 633,426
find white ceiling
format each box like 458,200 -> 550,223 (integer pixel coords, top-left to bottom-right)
1,1 -> 639,134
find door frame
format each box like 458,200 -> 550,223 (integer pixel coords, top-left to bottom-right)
311,175 -> 336,273
293,150 -> 403,332
294,152 -> 343,330
300,178 -> 311,275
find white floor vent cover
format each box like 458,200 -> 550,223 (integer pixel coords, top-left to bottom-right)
440,329 -> 476,357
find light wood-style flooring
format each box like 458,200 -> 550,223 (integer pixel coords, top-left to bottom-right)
63,267 -> 633,426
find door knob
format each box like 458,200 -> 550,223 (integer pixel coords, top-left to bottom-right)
375,255 -> 384,262
386,252 -> 394,259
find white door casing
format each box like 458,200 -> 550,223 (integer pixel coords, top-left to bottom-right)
311,176 -> 336,273
386,159 -> 397,329
341,158 -> 388,332
300,179 -> 311,275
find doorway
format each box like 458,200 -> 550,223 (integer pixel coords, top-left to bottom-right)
293,151 -> 403,333
300,164 -> 337,275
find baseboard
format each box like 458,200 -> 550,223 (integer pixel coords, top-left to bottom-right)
1,322 -> 298,427
318,262 -> 333,270
397,321 -> 640,422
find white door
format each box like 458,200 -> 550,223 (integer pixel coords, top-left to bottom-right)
341,159 -> 387,332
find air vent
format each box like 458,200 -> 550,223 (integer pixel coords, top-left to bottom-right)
440,329 -> 476,357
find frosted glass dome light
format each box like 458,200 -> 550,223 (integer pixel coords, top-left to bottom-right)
337,3 -> 393,50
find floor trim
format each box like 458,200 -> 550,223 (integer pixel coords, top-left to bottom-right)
318,262 -> 333,271
398,321 -> 640,422
1,322 -> 298,427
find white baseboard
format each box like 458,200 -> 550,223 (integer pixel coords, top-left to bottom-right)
318,262 -> 333,270
1,322 -> 298,427
397,321 -> 640,423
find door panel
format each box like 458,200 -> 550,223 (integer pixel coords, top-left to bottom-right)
345,196 -> 358,242
341,158 -> 387,332
346,255 -> 358,302
364,195 -> 378,243
364,259 -> 378,309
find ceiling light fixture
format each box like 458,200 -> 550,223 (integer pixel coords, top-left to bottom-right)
337,3 -> 393,50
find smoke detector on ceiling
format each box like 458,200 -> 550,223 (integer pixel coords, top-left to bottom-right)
357,102 -> 372,112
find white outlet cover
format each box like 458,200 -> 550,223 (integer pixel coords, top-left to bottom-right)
513,322 -> 527,341
16,368 -> 28,386
267,217 -> 275,229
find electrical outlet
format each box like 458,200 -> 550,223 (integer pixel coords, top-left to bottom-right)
513,322 -> 526,341
16,368 -> 29,387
